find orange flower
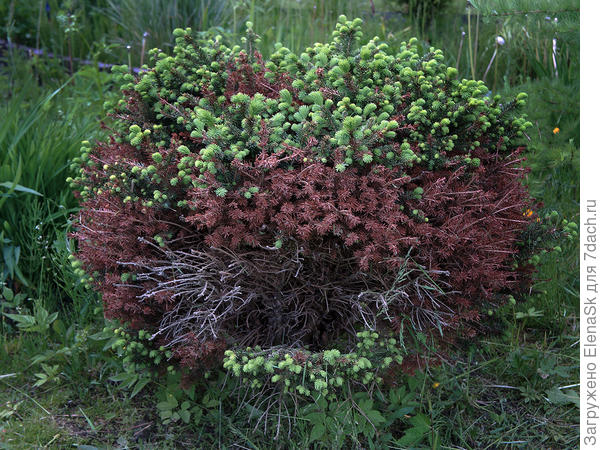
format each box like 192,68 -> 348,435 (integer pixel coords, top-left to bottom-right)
523,209 -> 533,217
553,127 -> 560,134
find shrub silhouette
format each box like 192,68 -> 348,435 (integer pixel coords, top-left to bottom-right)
72,17 -> 537,371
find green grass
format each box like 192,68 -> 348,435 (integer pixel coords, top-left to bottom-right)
3,0 -> 576,83
423,339 -> 579,448
0,60 -> 112,306
3,0 -> 391,69
0,373 -> 155,448
0,0 -> 580,448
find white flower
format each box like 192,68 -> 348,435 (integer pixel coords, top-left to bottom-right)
496,36 -> 505,46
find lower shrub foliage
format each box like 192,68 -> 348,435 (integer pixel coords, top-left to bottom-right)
70,17 -> 569,410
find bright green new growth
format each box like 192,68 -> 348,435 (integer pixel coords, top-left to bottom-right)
79,16 -> 531,208
222,331 -> 404,398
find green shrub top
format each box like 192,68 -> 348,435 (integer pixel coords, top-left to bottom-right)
79,16 -> 529,204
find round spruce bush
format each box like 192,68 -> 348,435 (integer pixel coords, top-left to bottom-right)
72,17 -> 547,380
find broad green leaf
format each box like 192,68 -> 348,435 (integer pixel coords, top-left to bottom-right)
2,286 -> 14,301
409,413 -> 431,428
180,409 -> 191,424
397,425 -> 429,446
165,393 -> 178,408
157,402 -> 174,411
309,422 -> 326,443
365,409 -> 385,426
358,398 -> 374,411
202,393 -> 219,408
546,387 -> 580,407
130,377 -> 151,398
0,182 -> 42,196
109,372 -> 137,383
3,313 -> 36,326
47,312 -> 59,324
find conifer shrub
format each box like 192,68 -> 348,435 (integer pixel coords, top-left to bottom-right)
71,17 -> 555,377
